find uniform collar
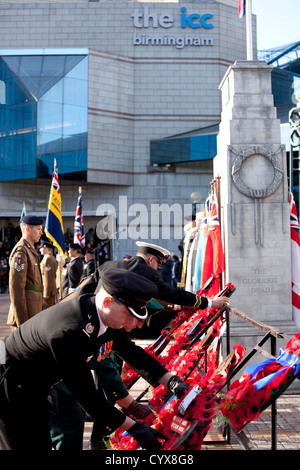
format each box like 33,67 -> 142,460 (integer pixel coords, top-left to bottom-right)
95,296 -> 107,337
21,237 -> 38,253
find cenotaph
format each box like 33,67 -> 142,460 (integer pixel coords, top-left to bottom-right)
214,60 -> 298,353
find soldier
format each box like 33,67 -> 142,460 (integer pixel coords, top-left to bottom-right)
61,243 -> 84,297
39,240 -> 58,309
82,249 -> 95,280
7,215 -> 43,330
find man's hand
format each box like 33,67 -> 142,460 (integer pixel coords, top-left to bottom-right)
122,399 -> 153,420
211,296 -> 230,309
128,421 -> 168,450
168,375 -> 189,397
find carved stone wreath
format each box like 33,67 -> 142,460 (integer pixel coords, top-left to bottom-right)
230,146 -> 283,199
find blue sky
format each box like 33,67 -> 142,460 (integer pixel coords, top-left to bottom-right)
251,0 -> 300,50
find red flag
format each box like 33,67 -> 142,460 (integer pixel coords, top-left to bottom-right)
200,194 -> 225,297
290,192 -> 300,328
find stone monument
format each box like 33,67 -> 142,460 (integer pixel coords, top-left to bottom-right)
214,60 -> 298,353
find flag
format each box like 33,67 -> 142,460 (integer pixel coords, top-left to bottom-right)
290,192 -> 300,328
45,161 -> 66,256
74,187 -> 85,248
20,201 -> 26,224
238,0 -> 246,19
193,196 -> 209,293
200,193 -> 225,297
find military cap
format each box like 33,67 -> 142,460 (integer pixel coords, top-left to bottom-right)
21,215 -> 43,226
136,241 -> 170,264
39,240 -> 54,249
69,243 -> 82,252
101,268 -> 158,321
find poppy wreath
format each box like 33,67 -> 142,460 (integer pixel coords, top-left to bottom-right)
110,340 -> 245,450
114,284 -> 237,449
121,307 -> 211,389
218,333 -> 300,432
121,281 -> 235,390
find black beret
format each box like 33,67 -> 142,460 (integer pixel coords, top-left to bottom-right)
70,243 -> 82,252
136,241 -> 170,263
39,240 -> 54,249
21,215 -> 43,226
100,268 -> 158,320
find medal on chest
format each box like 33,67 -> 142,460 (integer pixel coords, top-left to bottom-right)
97,341 -> 113,362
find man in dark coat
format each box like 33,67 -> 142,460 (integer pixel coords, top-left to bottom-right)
96,241 -> 228,318
0,268 -> 187,451
61,243 -> 84,297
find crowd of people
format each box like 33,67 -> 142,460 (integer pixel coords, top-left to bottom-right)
0,222 -> 182,297
0,223 -> 111,295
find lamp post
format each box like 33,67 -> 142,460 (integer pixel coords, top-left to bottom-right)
190,191 -> 202,221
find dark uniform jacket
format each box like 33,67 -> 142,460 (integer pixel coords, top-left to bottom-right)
1,293 -> 167,448
7,237 -> 43,328
61,256 -> 84,294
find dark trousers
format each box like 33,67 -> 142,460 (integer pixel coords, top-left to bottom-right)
48,382 -> 85,451
0,365 -> 51,451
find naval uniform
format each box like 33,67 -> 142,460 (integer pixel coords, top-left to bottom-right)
7,237 -> 43,329
0,292 -> 167,450
97,256 -> 208,308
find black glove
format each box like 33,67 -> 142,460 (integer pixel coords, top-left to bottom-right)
122,399 -> 153,420
168,375 -> 189,398
128,421 -> 168,450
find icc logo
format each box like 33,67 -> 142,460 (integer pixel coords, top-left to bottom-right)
131,6 -> 214,29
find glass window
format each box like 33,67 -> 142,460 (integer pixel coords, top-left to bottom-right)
150,133 -> 217,165
0,52 -> 88,182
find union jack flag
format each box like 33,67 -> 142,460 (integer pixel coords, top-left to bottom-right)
74,188 -> 85,248
238,0 -> 246,19
290,192 -> 300,328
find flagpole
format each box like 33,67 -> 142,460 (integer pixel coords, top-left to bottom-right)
246,0 -> 253,60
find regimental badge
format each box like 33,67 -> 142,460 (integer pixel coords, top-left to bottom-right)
45,266 -> 51,271
14,261 -> 24,272
85,323 -> 94,334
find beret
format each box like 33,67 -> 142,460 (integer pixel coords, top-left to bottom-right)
101,268 -> 158,320
39,240 -> 54,249
21,215 -> 43,226
70,243 -> 82,251
136,241 -> 170,263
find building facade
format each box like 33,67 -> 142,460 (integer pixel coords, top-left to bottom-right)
1,0 -> 254,257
